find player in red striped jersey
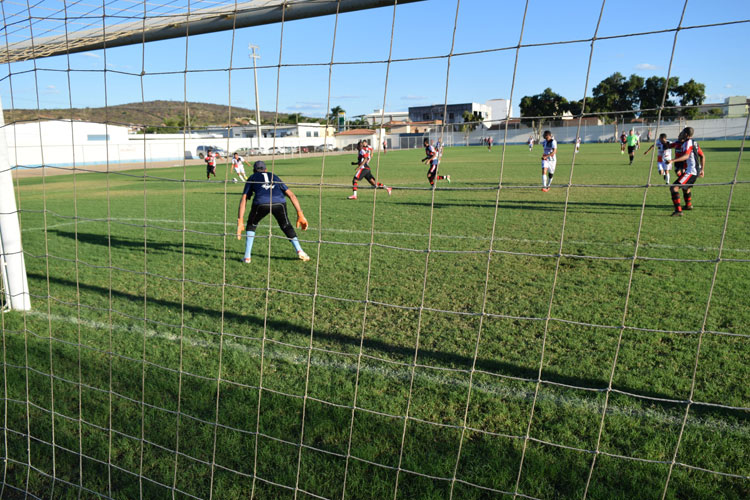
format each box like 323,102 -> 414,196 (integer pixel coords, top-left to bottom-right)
422,138 -> 450,186
205,147 -> 221,179
348,139 -> 391,199
665,127 -> 706,216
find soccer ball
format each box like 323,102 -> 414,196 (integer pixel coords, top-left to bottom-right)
233,178 -> 238,183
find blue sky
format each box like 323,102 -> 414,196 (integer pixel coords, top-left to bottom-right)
1,0 -> 748,119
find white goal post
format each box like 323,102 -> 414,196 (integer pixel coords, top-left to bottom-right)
0,96 -> 30,311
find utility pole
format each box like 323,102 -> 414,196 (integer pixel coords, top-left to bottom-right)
249,44 -> 262,151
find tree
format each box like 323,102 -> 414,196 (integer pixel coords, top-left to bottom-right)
284,112 -> 303,124
329,105 -> 344,120
638,76 -> 679,119
590,72 -> 643,122
519,88 -> 569,137
145,115 -> 184,134
676,79 -> 706,119
348,116 -> 368,127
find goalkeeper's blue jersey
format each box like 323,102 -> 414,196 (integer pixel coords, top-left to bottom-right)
243,171 -> 288,205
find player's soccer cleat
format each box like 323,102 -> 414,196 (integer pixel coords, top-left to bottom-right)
541,187 -> 549,192
386,187 -> 392,195
671,210 -> 683,217
297,250 -> 310,262
445,175 -> 451,183
233,178 -> 238,183
347,194 -> 357,200
684,205 -> 693,211
243,257 -> 251,263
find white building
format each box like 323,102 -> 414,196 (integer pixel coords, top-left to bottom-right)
4,120 -> 132,167
363,109 -> 409,126
724,96 -> 748,117
485,99 -> 512,124
408,102 -> 492,127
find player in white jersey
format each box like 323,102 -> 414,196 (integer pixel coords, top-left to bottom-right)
575,136 -> 581,153
231,152 -> 248,183
643,134 -> 672,184
528,136 -> 534,151
540,130 -> 557,192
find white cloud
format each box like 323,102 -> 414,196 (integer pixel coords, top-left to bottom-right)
401,94 -> 426,101
724,83 -> 733,89
44,85 -> 59,94
81,52 -> 100,59
286,102 -> 324,111
635,63 -> 660,71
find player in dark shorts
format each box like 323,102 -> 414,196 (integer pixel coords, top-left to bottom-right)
665,127 -> 706,216
348,139 -> 391,199
620,133 -> 627,155
205,147 -> 221,179
236,161 -> 310,262
422,138 -> 450,186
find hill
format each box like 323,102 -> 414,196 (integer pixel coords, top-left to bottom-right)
3,100 -> 320,129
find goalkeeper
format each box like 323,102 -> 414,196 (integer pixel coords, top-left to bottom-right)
236,161 -> 310,262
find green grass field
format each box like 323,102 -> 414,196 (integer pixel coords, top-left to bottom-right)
1,142 -> 749,499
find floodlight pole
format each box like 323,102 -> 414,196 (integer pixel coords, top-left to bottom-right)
0,96 -> 31,311
249,44 -> 262,151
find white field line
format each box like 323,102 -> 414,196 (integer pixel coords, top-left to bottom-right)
17,310 -> 750,435
21,217 -> 750,255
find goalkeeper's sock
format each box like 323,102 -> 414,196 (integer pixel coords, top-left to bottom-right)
290,237 -> 302,253
542,174 -> 547,188
664,172 -> 670,184
244,231 -> 256,260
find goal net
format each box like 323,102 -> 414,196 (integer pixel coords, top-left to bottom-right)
1,1 -> 748,499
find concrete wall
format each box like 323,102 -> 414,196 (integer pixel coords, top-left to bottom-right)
3,121 -> 345,167
5,117 -> 746,167
399,116 -> 749,149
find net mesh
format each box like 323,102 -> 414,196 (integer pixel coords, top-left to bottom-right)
1,0 -> 749,499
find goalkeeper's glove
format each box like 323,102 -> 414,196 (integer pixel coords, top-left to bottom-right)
236,218 -> 244,240
296,212 -> 308,231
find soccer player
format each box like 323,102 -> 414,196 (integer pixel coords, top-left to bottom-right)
436,138 -> 443,158
348,139 -> 391,199
575,136 -> 581,153
626,129 -> 639,165
422,138 -> 450,186
643,133 -> 672,184
528,135 -> 534,151
205,147 -> 221,179
236,161 -> 310,262
620,132 -> 627,155
665,127 -> 705,216
231,152 -> 248,183
540,130 -> 557,192
487,136 -> 493,151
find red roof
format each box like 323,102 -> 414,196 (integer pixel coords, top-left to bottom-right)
335,128 -> 375,136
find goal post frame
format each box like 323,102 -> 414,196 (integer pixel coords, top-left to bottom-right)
0,0 -> 425,64
0,96 -> 30,312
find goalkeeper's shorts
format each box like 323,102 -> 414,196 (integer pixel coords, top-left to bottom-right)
246,203 -> 296,239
